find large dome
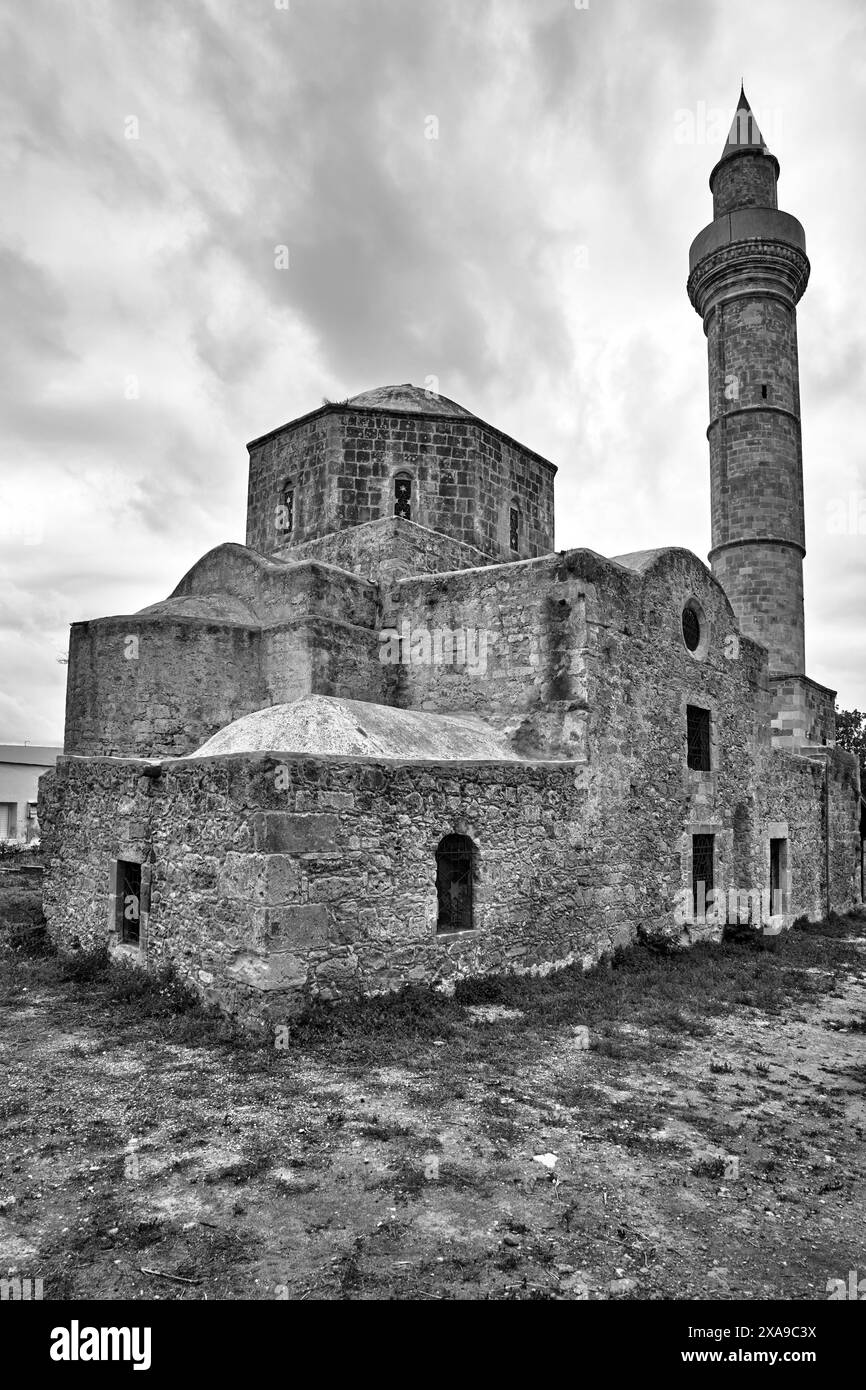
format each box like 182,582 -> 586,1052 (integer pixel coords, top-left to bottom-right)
190,695 -> 517,761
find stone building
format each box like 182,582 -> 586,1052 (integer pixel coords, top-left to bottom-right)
41,90 -> 862,1023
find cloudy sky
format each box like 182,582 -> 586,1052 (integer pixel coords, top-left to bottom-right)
1,0 -> 865,744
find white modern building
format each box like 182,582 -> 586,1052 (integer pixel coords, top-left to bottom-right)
0,746 -> 62,843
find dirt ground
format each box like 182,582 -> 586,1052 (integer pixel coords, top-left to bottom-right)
1,891 -> 864,1301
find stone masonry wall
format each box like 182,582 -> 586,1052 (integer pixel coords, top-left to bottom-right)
41,727 -> 860,1028
262,619 -> 384,708
64,608 -> 385,759
707,295 -> 801,424
165,544 -> 380,629
826,748 -> 863,911
381,547 -> 766,768
63,618 -> 269,760
278,517 -> 494,583
769,674 -> 837,750
756,751 -> 829,924
41,753 -> 638,1025
712,543 -> 805,676
705,273 -> 807,675
756,747 -> 861,921
246,411 -> 336,555
711,152 -> 778,217
379,552 -> 593,748
46,536 -> 861,1026
246,406 -> 556,564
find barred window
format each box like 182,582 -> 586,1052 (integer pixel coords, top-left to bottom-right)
394,474 -> 412,521
509,506 -> 519,552
436,834 -> 475,933
277,484 -> 294,534
687,704 -> 711,771
692,834 -> 714,919
116,860 -> 142,947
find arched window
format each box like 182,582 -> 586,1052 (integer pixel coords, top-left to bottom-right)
276,480 -> 295,536
509,502 -> 520,553
436,833 -> 475,933
394,473 -> 412,521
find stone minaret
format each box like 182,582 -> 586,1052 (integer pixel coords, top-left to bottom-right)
687,87 -> 810,679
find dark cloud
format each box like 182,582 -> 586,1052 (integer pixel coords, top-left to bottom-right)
1,0 -> 865,744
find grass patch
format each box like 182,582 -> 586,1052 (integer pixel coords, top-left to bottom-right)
369,1155 -> 493,1203
288,983 -> 464,1050
59,945 -> 110,983
56,952 -> 234,1045
104,959 -> 200,1014
554,1080 -> 606,1109
10,908 -> 864,1079
794,909 -> 864,939
1,917 -> 54,957
233,907 -> 866,1072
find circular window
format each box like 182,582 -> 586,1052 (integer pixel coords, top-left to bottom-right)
682,605 -> 701,652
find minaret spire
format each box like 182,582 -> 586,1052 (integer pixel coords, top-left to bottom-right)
720,82 -> 769,160
708,84 -> 779,214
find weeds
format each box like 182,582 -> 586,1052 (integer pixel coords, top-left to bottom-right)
692,1156 -> 727,1179
3,920 -> 54,957
59,944 -> 109,982
104,959 -> 199,1014
356,1118 -> 416,1142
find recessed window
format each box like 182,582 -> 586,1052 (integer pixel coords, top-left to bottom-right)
394,474 -> 412,521
436,834 -> 475,933
769,837 -> 788,915
682,606 -> 701,652
509,506 -> 520,553
761,384 -> 768,399
687,705 -> 711,772
116,860 -> 142,947
692,834 -> 715,919
276,483 -> 294,534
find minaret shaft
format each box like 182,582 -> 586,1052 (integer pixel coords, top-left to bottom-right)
687,89 -> 810,679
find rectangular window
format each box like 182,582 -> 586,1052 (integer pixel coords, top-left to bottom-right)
116,860 -> 142,946
687,705 -> 711,771
509,507 -> 519,552
277,487 -> 294,534
692,833 -> 714,919
394,476 -> 412,520
436,835 -> 474,933
769,837 -> 788,915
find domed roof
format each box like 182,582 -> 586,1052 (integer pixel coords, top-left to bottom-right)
189,695 -> 517,761
346,383 -> 472,418
610,548 -> 676,573
136,594 -> 258,623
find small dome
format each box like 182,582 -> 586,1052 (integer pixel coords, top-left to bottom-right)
136,594 -> 258,623
345,384 -> 472,418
